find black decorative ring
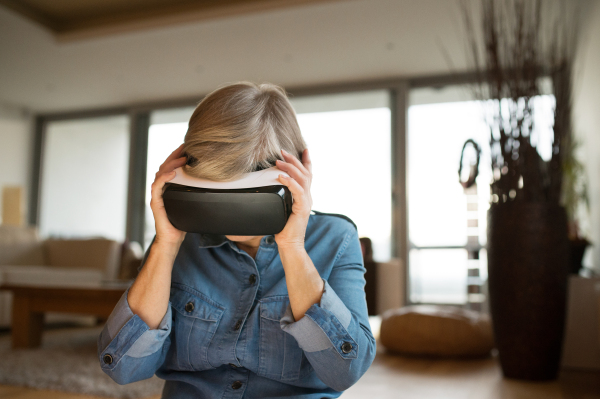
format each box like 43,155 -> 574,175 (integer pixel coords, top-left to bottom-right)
458,139 -> 481,189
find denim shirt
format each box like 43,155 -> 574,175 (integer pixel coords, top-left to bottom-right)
98,213 -> 376,398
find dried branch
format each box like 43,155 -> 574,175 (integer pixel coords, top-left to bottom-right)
460,0 -> 578,205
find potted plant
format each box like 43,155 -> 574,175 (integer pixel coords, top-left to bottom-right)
460,0 -> 579,380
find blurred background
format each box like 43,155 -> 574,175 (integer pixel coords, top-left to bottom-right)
0,0 -> 599,398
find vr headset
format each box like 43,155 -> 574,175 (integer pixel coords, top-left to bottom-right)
163,166 -> 293,235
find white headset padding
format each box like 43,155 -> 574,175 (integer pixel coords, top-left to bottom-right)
169,166 -> 290,189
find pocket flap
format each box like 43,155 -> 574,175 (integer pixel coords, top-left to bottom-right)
170,283 -> 224,321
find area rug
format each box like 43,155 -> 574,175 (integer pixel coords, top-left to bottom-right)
0,325 -> 164,398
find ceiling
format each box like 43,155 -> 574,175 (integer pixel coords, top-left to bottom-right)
0,0 -> 478,114
0,0 -> 341,40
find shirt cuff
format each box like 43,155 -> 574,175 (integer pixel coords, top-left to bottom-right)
105,288 -> 170,338
280,278 -> 358,359
99,288 -> 172,366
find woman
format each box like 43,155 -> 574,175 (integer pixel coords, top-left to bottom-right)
98,82 -> 376,398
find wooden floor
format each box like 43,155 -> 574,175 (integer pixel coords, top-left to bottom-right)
0,386 -> 111,399
343,352 -> 600,399
1,354 -> 599,399
1,319 -> 599,399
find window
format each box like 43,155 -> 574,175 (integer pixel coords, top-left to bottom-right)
39,115 -> 130,241
33,79 -> 557,310
142,92 -> 393,262
291,90 -> 392,262
407,86 -> 555,304
144,107 -> 195,248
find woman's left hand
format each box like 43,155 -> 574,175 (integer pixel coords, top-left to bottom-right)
274,148 -> 312,250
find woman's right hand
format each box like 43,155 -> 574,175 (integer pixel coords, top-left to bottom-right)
150,143 -> 188,247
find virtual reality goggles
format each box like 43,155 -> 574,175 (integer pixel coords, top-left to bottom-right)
163,166 -> 293,235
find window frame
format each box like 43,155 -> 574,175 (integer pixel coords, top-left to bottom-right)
31,72 -> 482,305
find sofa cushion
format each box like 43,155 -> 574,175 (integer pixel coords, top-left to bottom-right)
0,225 -> 45,266
0,265 -> 104,287
380,305 -> 494,358
44,238 -> 121,280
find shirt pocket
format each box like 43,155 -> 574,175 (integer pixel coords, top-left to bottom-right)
168,283 -> 225,372
258,296 -> 313,382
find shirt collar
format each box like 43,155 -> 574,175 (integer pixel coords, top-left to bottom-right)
196,233 -> 275,254
198,234 -> 274,253
197,234 -> 229,248
196,233 -> 259,255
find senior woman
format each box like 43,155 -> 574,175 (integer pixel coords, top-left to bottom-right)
98,82 -> 376,398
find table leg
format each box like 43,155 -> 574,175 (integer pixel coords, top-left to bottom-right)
11,293 -> 44,348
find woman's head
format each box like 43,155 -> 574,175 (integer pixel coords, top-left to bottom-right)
183,82 -> 306,181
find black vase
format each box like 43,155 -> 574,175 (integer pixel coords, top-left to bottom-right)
568,238 -> 590,274
487,202 -> 569,380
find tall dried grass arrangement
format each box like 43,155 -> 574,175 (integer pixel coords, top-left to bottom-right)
460,0 -> 579,205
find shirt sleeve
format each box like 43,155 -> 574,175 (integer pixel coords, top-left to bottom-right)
279,226 -> 376,391
97,238 -> 172,385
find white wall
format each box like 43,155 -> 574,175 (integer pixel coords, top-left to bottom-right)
574,0 -> 600,272
0,106 -> 32,225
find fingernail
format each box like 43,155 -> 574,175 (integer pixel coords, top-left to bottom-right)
281,149 -> 288,155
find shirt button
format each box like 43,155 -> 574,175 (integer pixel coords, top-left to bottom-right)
103,354 -> 113,365
234,319 -> 242,331
231,381 -> 243,390
249,274 -> 257,284
185,302 -> 194,313
265,236 -> 275,245
341,342 -> 353,354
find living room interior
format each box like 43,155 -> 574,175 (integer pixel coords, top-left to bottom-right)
0,0 -> 599,398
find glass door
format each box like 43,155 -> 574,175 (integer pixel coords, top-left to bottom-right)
407,85 -> 555,306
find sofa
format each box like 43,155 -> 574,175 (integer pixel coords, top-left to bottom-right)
0,225 -> 142,328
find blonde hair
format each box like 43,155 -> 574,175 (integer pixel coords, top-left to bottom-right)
182,82 -> 307,181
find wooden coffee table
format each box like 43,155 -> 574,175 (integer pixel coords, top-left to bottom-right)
0,283 -> 129,348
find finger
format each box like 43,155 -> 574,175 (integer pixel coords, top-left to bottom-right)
150,170 -> 176,209
154,170 -> 176,194
281,149 -> 309,176
159,156 -> 187,173
159,156 -> 187,172
301,148 -> 312,174
278,174 -> 305,206
276,159 -> 309,189
165,143 -> 186,164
